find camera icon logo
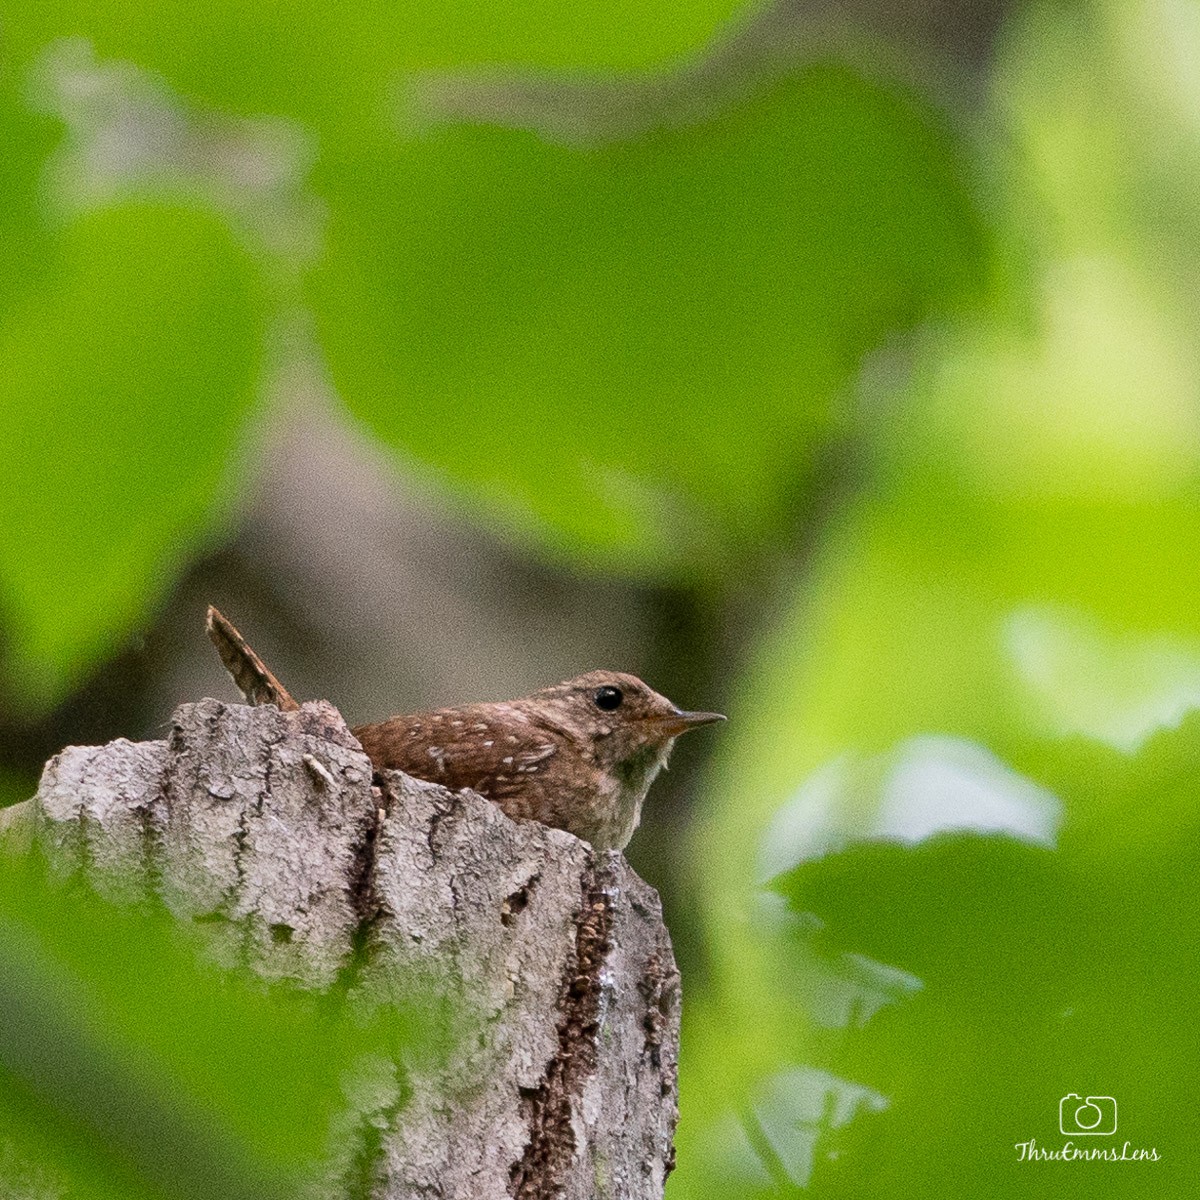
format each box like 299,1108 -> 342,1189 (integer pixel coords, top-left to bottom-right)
1059,1094 -> 1117,1136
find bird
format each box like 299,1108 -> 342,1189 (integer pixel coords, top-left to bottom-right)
205,606 -> 724,851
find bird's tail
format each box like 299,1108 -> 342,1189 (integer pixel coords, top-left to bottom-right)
205,606 -> 300,711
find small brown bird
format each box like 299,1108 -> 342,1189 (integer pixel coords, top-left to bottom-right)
206,607 -> 724,851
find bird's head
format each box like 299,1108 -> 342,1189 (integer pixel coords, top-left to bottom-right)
528,670 -> 725,781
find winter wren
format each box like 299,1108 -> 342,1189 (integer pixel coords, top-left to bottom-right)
206,607 -> 724,851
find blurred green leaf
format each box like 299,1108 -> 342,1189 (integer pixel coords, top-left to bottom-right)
1015,707 -> 1200,862
1004,0 -> 1200,303
309,67 -> 984,578
2,0 -> 751,146
0,1074 -> 154,1200
0,844 -> 418,1198
0,770 -> 34,810
672,5 -> 1200,1195
674,352 -> 1200,1197
0,201 -> 267,711
0,81 -> 60,319
679,0 -> 1200,1018
766,813 -> 1198,1194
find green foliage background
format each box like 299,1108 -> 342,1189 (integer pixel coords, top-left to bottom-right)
2,0 -> 1197,1194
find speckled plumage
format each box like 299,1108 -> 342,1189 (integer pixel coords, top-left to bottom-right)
353,671 -> 723,850
206,608 -> 724,851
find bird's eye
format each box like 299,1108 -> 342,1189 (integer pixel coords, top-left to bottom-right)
593,685 -> 624,711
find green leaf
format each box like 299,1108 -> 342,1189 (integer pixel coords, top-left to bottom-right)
670,6 -> 1200,1194
309,67 -> 984,578
765,816 -> 1199,1193
0,81 -> 60,319
0,202 -> 267,710
0,845 -> 424,1198
1015,707 -> 1200,861
3,0 -> 751,146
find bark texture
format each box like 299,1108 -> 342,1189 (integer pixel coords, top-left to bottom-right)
22,698 -> 680,1200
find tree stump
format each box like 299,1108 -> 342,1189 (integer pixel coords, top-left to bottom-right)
15,697 -> 680,1200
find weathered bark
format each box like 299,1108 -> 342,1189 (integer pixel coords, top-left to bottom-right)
15,698 -> 680,1200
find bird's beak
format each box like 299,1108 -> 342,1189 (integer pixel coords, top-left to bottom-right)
648,709 -> 727,737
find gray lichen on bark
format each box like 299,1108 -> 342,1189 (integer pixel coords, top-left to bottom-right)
15,698 -> 680,1199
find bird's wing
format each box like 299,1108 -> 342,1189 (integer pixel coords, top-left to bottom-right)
352,705 -> 559,798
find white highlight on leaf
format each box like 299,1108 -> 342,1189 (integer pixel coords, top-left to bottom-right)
1006,603 -> 1200,752
759,736 -> 1061,881
750,1066 -> 888,1187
